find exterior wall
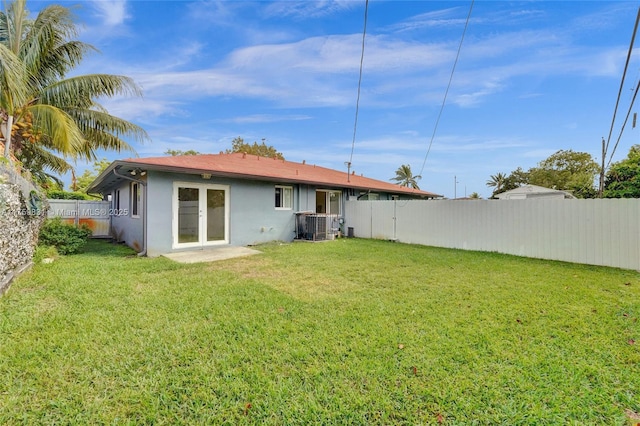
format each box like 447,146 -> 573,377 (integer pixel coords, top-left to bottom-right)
345,199 -> 640,270
110,169 -> 417,256
145,171 -> 301,256
109,179 -> 145,252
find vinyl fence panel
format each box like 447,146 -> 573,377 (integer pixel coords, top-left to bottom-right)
47,199 -> 112,237
344,199 -> 640,270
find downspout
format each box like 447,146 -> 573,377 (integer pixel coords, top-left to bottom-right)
113,166 -> 148,257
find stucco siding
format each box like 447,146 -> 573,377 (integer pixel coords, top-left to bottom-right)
109,180 -> 144,252
145,172 -> 171,256
109,170 -> 412,256
144,171 -> 299,256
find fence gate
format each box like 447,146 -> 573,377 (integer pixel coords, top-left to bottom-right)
47,199 -> 111,237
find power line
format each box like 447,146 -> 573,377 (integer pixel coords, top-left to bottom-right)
347,0 -> 369,181
598,6 -> 640,197
607,79 -> 640,168
604,6 -> 640,157
418,0 -> 474,179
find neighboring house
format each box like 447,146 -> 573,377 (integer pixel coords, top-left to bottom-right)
87,153 -> 442,256
495,184 -> 576,200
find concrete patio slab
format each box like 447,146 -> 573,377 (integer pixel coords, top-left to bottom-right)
161,246 -> 261,264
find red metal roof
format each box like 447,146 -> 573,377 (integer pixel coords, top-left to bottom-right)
118,153 -> 442,197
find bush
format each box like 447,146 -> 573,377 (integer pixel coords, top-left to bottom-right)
46,190 -> 92,200
39,217 -> 92,254
33,245 -> 59,263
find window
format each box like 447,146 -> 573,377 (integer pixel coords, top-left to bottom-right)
113,189 -> 120,210
275,186 -> 293,209
131,182 -> 141,217
316,190 -> 342,215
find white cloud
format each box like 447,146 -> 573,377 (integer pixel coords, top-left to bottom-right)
223,114 -> 312,124
263,1 -> 356,19
83,2 -> 636,130
90,0 -> 129,26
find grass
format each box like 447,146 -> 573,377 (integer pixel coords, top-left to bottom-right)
1,238 -> 639,425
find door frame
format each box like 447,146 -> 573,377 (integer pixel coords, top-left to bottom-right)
172,181 -> 230,249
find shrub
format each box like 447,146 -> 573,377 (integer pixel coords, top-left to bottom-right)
39,217 -> 92,255
46,190 -> 92,200
33,245 -> 59,263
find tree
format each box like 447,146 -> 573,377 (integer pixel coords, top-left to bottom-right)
486,172 -> 507,197
502,167 -> 530,193
390,164 -> 421,189
0,0 -> 148,180
165,149 -> 201,156
225,137 -> 284,159
468,192 -> 481,199
73,158 -> 111,193
528,150 -> 599,198
603,144 -> 640,198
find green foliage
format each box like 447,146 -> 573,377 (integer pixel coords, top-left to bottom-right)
0,0 -> 147,184
33,244 -> 59,263
73,158 -> 111,193
486,172 -> 507,197
38,217 -> 92,254
225,136 -> 284,159
494,151 -> 598,198
46,190 -> 91,200
489,169 -> 530,197
164,149 -> 202,156
390,164 -> 421,189
528,150 -> 598,198
603,144 -> 640,198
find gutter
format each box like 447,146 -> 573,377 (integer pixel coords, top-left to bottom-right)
113,166 -> 148,257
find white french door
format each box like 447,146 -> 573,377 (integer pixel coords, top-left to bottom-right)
172,182 -> 229,248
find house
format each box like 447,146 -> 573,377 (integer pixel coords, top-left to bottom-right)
495,184 -> 576,200
87,153 -> 442,256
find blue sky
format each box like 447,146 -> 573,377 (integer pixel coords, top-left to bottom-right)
31,0 -> 640,198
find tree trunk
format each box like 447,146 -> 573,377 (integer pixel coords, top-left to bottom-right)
2,115 -> 14,161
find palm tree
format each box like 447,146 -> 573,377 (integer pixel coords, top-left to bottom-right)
0,0 -> 147,181
486,172 -> 506,194
391,164 -> 421,189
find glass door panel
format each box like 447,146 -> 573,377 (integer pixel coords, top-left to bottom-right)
178,187 -> 199,243
206,189 -> 226,241
329,191 -> 341,215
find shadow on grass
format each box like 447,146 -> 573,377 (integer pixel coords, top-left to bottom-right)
78,238 -> 140,258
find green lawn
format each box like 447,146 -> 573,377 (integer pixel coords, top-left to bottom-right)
1,239 -> 639,425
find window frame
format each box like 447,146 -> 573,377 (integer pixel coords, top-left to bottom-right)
113,189 -> 120,210
131,182 -> 141,218
275,185 -> 293,210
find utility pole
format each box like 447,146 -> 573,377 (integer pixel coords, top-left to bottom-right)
598,137 -> 605,198
454,175 -> 459,199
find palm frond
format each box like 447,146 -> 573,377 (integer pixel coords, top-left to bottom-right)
0,43 -> 29,113
72,131 -> 134,161
41,74 -> 143,108
29,41 -> 94,90
27,103 -> 85,155
65,107 -> 148,143
16,142 -> 72,174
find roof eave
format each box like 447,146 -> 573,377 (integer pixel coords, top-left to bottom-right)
87,160 -> 442,198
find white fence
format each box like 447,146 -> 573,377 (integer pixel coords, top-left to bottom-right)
344,199 -> 640,270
